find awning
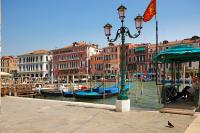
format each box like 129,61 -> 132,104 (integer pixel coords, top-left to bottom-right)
135,47 -> 146,52
0,72 -> 12,77
154,44 -> 200,63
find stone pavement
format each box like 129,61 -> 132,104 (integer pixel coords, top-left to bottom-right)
184,113 -> 200,133
0,96 -> 198,133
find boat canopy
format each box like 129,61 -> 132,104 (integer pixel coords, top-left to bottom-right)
154,44 -> 200,63
0,72 -> 12,77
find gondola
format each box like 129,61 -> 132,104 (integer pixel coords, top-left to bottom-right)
74,86 -> 119,99
62,83 -> 104,97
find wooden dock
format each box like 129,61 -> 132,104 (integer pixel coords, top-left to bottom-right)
160,100 -> 197,115
1,84 -> 37,97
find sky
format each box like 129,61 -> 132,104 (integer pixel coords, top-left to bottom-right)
1,0 -> 200,56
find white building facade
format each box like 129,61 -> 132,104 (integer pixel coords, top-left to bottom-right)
17,50 -> 52,81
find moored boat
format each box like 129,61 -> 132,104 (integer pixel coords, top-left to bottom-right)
62,83 -> 104,97
74,91 -> 103,99
40,89 -> 62,97
74,85 -> 119,99
62,91 -> 74,97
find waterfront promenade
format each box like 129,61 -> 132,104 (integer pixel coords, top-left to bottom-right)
0,96 -> 199,133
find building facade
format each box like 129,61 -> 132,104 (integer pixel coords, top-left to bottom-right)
17,50 -> 52,82
91,43 -> 151,80
12,36 -> 200,83
52,41 -> 100,81
125,43 -> 149,79
147,44 -> 156,74
90,43 -> 121,79
1,56 -> 17,76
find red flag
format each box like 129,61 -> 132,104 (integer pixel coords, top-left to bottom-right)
143,0 -> 156,22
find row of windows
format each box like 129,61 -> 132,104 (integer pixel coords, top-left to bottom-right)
59,54 -> 82,61
93,54 -> 151,62
56,47 -> 86,54
1,68 -> 9,72
1,60 -> 16,66
1,63 -> 17,66
128,49 -> 136,54
19,64 -> 48,72
104,54 -> 118,60
55,61 -> 84,69
19,56 -> 49,63
1,59 -> 16,63
94,64 -> 112,70
94,64 -> 104,70
93,56 -> 103,61
92,54 -> 118,61
103,47 -> 118,53
128,55 -> 146,62
20,73 -> 45,78
59,62 -> 78,69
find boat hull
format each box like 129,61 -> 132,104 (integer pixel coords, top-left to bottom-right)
62,91 -> 74,97
40,90 -> 62,97
74,90 -> 119,99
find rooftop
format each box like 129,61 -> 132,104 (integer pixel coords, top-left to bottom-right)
1,56 -> 16,60
23,49 -> 49,56
153,36 -> 200,47
52,41 -> 99,52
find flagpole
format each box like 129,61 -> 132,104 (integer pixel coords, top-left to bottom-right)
155,0 -> 158,54
154,4 -> 161,103
155,16 -> 158,84
154,0 -> 158,84
142,0 -> 160,102
155,18 -> 158,54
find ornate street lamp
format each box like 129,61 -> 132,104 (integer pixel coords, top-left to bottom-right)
104,23 -> 112,37
104,5 -> 142,101
117,5 -> 127,21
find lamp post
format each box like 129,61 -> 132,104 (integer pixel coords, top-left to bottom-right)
104,5 -> 143,101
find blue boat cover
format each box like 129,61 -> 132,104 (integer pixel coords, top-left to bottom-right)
75,91 -> 101,96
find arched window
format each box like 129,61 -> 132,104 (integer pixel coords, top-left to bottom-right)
46,64 -> 48,70
36,64 -> 38,70
40,64 -> 43,70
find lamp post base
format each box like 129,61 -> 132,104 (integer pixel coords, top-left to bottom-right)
115,99 -> 130,112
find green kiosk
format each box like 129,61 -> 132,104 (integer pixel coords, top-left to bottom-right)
155,45 -> 200,115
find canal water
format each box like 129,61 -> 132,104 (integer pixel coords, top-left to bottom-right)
36,81 -> 162,110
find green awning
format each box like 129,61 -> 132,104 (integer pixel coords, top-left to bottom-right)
154,44 -> 200,63
135,47 -> 146,52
